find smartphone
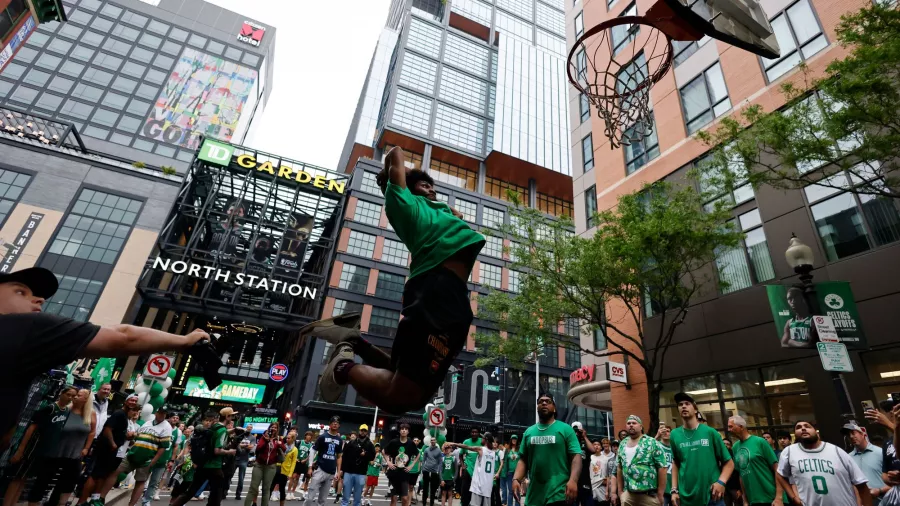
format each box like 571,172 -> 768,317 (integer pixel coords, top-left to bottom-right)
862,400 -> 876,412
892,392 -> 900,403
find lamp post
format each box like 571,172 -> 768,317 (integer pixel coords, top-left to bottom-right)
784,235 -> 854,418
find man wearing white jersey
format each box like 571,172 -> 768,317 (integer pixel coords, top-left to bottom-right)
450,433 -> 497,506
777,420 -> 872,506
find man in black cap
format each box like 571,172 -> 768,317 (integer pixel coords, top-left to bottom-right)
309,416 -> 344,506
669,392 -> 733,506
0,266 -> 211,449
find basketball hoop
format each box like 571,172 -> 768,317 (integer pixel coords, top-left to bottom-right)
568,0 -> 781,149
567,15 -> 678,149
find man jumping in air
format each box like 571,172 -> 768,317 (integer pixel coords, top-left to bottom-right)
300,146 -> 484,413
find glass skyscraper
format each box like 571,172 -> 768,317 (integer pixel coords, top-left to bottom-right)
0,0 -> 275,170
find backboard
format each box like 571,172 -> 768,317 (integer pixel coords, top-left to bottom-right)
663,0 -> 780,59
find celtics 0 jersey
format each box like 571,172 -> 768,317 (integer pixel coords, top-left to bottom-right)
298,441 -> 312,461
777,442 -> 867,506
789,317 -> 813,343
471,447 -> 497,497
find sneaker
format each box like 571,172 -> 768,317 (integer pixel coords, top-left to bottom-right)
320,343 -> 354,402
298,313 -> 362,345
153,492 -> 161,500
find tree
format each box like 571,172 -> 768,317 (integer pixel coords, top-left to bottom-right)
694,4 -> 900,200
473,183 -> 743,434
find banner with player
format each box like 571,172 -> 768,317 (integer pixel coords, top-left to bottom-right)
766,281 -> 866,350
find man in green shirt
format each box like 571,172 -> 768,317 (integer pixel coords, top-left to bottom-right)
301,147 -> 484,413
459,428 -> 483,506
171,408 -> 237,506
727,416 -> 783,506
655,425 -> 674,506
669,393 -> 733,506
616,415 -> 667,506
513,394 -> 582,506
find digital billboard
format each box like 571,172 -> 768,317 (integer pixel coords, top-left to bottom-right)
143,48 -> 258,150
184,376 -> 265,404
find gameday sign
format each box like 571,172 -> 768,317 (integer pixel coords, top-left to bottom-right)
237,20 -> 266,47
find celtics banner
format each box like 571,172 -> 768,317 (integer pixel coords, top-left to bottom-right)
766,281 -> 866,349
91,358 -> 116,391
185,376 -> 265,404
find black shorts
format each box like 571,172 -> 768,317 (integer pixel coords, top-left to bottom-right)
296,462 -> 308,478
441,481 -> 454,492
391,266 -> 473,392
408,472 -> 420,485
388,470 -> 410,497
91,449 -> 122,479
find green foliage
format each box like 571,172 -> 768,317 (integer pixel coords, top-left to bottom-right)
474,182 -> 742,430
694,4 -> 900,200
132,161 -> 147,169
161,166 -> 177,175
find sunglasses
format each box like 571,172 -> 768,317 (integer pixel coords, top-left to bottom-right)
537,398 -> 553,405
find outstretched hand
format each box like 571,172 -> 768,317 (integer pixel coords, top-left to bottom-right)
184,328 -> 210,347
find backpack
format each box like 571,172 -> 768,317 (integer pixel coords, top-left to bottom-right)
190,425 -> 216,467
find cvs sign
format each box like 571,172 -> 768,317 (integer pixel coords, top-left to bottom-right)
569,365 -> 595,385
607,361 -> 628,384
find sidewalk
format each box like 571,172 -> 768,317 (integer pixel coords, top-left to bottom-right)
106,487 -> 135,506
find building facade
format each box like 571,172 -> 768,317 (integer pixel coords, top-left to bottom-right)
0,0 -> 274,171
316,0 -> 614,439
565,0 -> 900,442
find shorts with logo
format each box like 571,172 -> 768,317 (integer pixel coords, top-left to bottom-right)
115,458 -> 152,482
391,266 -> 473,393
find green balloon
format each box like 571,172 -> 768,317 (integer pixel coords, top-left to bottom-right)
143,377 -> 154,385
136,419 -> 145,427
436,434 -> 447,446
149,395 -> 165,410
169,367 -> 178,379
149,381 -> 164,397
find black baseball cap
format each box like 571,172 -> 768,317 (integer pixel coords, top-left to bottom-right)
0,267 -> 58,299
330,415 -> 341,423
673,392 -> 696,405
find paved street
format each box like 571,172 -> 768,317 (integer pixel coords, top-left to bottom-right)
149,471 -> 438,506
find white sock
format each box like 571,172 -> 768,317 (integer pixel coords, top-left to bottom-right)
91,494 -> 101,500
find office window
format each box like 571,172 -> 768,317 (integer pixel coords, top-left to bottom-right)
485,177 -> 529,204
407,17 -> 443,59
35,53 -> 62,71
508,270 -> 521,293
35,92 -> 64,112
806,168 -> 900,261
536,2 -> 565,36
90,109 -> 119,127
47,39 -> 72,55
480,263 -> 502,289
381,238 -> 409,266
375,271 -> 405,301
574,11 -> 584,39
582,134 -> 594,170
439,66 -> 488,113
483,236 -> 503,258
455,198 -> 478,223
593,327 -> 607,350
574,48 -> 587,85
434,104 -> 484,153
697,151 -> 756,211
431,159 -> 477,191
332,299 -> 364,318
42,275 -> 105,322
579,93 -> 590,123
565,348 -> 582,369
392,89 -> 432,135
763,0 -> 827,81
111,76 -> 137,94
444,33 -> 490,78
353,200 -> 382,227
369,307 -> 401,337
82,67 -> 113,86
496,11 -> 533,43
537,193 -> 573,218
135,83 -> 157,100
360,171 -> 381,195
22,69 -> 50,87
116,116 -> 141,133
624,114 -> 660,174
715,209 -> 776,294
110,24 -> 139,41
452,0 -> 492,25
497,0 -> 532,20
139,33 -> 162,50
338,264 -> 369,293
0,168 -> 31,227
48,75 -> 75,94
47,189 -> 141,264
399,51 -> 438,94
60,99 -> 93,120
483,207 -> 505,229
611,3 -> 639,55
584,185 -> 597,229
347,231 -> 377,257
125,99 -> 151,116
680,62 -> 731,134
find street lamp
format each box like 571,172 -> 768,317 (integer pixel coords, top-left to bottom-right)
784,234 -> 854,418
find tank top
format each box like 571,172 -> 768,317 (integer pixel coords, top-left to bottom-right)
56,411 -> 91,460
790,317 -> 812,343
470,447 -> 497,497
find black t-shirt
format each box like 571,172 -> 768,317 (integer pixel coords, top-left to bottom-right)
99,409 -> 129,451
1,313 -> 100,440
385,438 -> 419,471
32,403 -> 70,457
578,440 -> 592,489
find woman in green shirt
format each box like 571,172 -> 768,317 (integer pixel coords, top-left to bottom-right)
501,436 -> 520,506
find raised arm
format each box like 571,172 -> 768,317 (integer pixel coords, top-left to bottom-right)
85,326 -> 209,357
451,442 -> 483,454
376,146 -> 409,192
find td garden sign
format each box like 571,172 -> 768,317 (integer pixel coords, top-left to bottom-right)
199,139 -> 346,195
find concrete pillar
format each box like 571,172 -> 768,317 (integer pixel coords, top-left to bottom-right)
529,178 -> 537,209
422,144 -> 433,171
477,161 -> 486,194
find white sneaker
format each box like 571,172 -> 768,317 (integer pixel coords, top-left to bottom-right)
288,493 -> 296,501
153,492 -> 161,501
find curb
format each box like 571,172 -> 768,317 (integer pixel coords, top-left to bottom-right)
106,488 -> 134,506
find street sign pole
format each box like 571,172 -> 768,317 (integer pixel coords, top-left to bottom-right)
802,280 -> 853,418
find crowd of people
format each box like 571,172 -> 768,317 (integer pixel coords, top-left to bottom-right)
5,380 -> 900,506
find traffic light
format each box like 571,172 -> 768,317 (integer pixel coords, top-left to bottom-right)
449,415 -> 459,426
378,419 -> 385,428
284,412 -> 292,423
32,0 -> 68,23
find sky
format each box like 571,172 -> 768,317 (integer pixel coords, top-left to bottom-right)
207,0 -> 393,170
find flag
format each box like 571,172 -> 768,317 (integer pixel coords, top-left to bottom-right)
91,358 -> 116,391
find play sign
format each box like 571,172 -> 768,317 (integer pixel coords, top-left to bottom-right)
269,363 -> 289,382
